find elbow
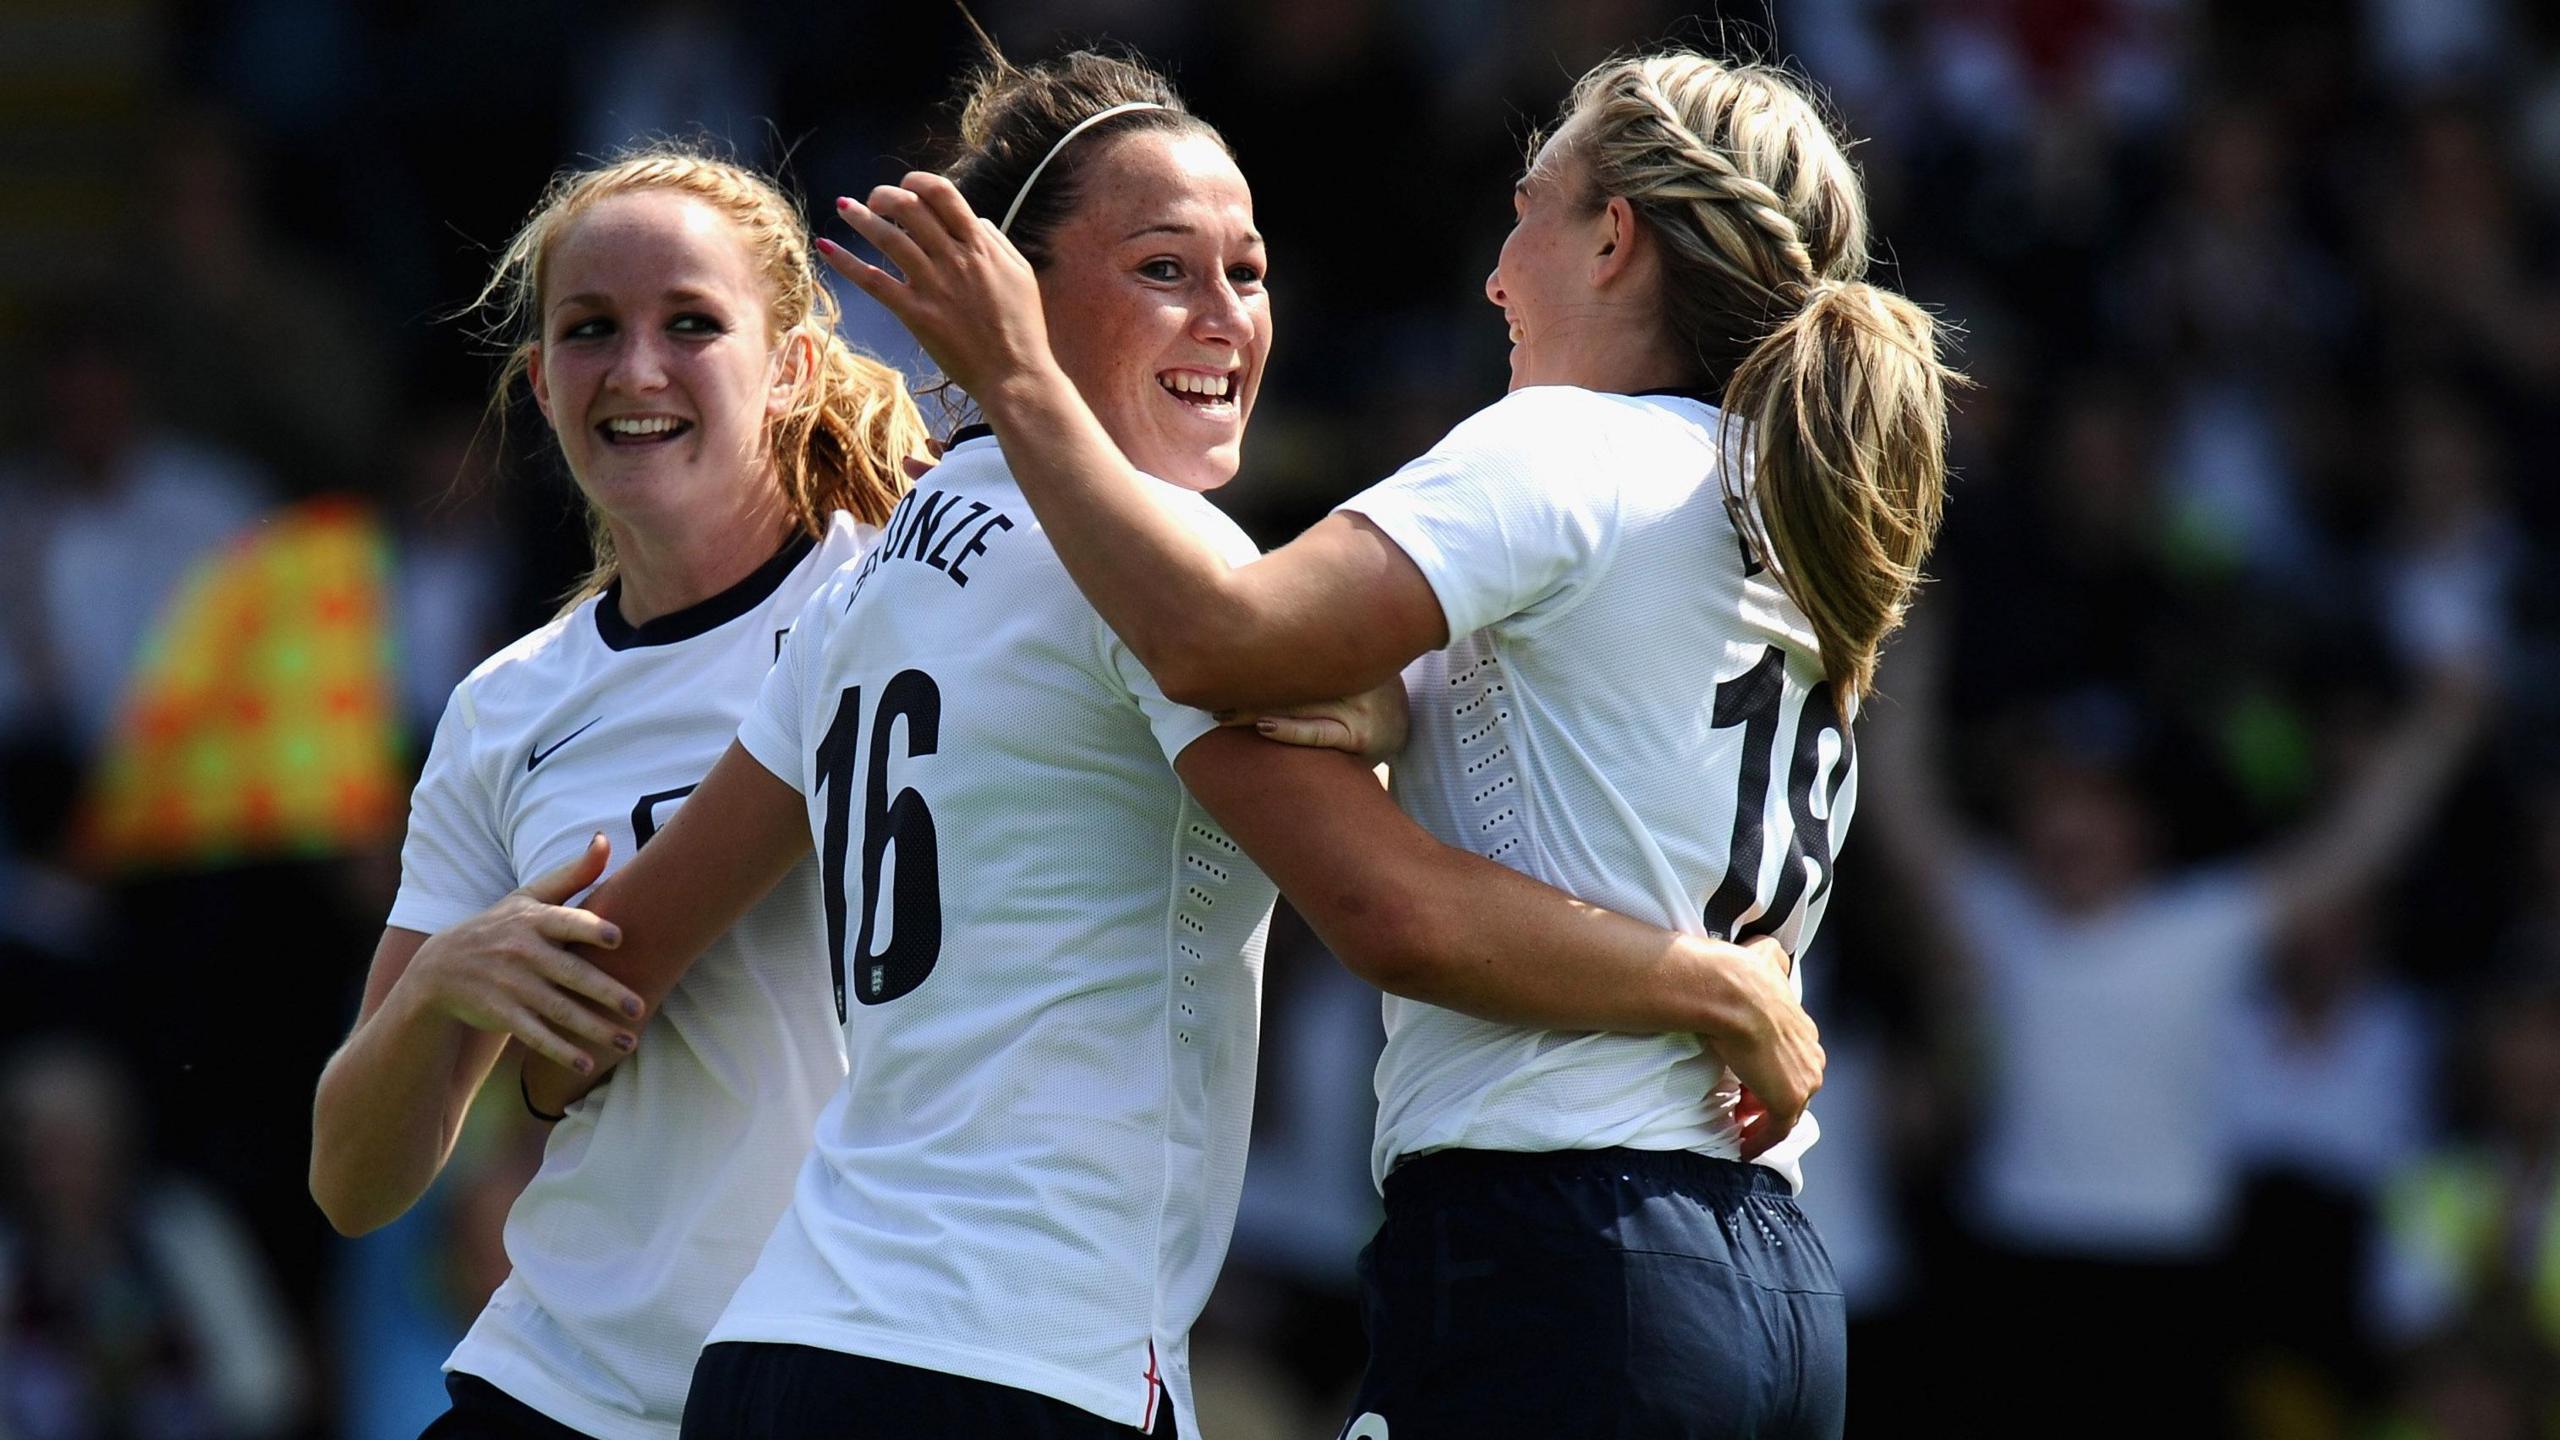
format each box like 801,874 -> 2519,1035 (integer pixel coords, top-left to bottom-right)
307,1092 -> 410,1238
1326,881 -> 1454,1000
1131,600 -> 1263,713
308,1163 -> 391,1239
1147,639 -> 1245,714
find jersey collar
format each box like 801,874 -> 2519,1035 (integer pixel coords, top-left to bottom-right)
595,529 -> 818,651
1630,385 -> 1721,406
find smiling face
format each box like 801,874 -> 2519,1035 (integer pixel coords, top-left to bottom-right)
1035,129 -> 1269,493
1486,122 -> 1612,391
528,189 -> 797,532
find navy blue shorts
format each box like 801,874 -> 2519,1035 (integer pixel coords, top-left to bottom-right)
680,1342 -> 1177,1438
1343,1147 -> 1846,1439
419,1374 -> 597,1440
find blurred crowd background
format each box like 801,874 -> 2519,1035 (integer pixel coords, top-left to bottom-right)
2,0 -> 2557,1436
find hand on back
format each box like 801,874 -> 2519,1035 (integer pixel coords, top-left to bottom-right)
1230,680 -> 1411,763
1724,935 -> 1823,1159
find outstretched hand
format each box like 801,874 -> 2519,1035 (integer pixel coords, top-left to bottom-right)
817,174 -> 1058,403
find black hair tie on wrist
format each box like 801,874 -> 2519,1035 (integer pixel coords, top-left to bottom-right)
521,1070 -> 567,1123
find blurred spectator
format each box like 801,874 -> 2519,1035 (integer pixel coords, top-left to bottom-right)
2364,103 -> 2560,393
0,1037 -> 306,1439
1860,555 -> 2490,1434
2126,101 -> 2350,380
2223,899 -> 2436,1428
2374,968 -> 2560,1352
139,110 -> 390,499
389,411 -> 522,740
0,310 -> 270,757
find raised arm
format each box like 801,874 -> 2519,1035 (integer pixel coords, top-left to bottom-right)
1175,728 -> 1824,1155
1852,608 -> 1978,916
823,178 -> 1445,713
518,741 -> 814,1114
310,839 -> 640,1236
2260,664 -> 2485,932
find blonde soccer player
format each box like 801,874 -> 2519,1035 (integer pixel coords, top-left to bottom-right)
836,48 -> 1954,1440
310,147 -> 926,1440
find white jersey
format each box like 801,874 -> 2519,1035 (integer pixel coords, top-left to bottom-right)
388,517 -> 867,1440
1339,386 -> 1853,1194
713,434 -> 1276,1436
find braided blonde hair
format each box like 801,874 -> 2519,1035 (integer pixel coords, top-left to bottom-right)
1562,53 -> 1955,701
474,143 -> 929,609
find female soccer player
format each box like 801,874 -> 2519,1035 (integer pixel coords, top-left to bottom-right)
832,49 -> 1952,1439
308,147 -> 928,1440
522,49 -> 1826,1440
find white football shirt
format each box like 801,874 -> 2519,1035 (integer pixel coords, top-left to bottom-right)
712,435 -> 1277,1436
388,516 -> 867,1440
1340,385 -> 1853,1193
1955,857 -> 2273,1256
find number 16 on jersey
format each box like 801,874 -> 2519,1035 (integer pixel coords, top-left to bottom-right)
814,671 -> 945,1020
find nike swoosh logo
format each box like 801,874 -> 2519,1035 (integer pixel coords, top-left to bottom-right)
527,716 -> 604,772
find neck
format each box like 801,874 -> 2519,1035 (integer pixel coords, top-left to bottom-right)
1537,308 -> 1694,397
605,488 -> 795,627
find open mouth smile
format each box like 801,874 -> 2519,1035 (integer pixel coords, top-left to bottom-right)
598,414 -> 695,446
1158,370 -> 1240,413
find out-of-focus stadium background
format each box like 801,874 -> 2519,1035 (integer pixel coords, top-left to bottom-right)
3,0 -> 2558,1435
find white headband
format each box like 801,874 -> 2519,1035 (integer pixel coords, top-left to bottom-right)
997,102 -> 1171,236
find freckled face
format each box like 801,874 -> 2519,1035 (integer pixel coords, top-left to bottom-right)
1485,122 -> 1606,391
1037,130 -> 1270,493
528,190 -> 792,528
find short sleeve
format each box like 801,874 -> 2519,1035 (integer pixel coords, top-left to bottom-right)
1335,388 -> 1620,641
736,579 -> 833,791
1107,487 -> 1262,764
385,683 -> 515,935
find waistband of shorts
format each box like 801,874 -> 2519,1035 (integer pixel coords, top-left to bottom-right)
1383,1146 -> 1790,1209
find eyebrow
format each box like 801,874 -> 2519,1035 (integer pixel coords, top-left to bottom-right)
1120,222 -> 1266,247
548,286 -> 723,314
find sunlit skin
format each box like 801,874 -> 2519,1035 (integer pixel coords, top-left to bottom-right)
1484,119 -> 1686,395
1030,129 -> 1270,493
527,190 -> 809,623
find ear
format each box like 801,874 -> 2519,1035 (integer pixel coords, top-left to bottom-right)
769,326 -> 816,417
1592,196 -> 1642,289
527,344 -> 555,428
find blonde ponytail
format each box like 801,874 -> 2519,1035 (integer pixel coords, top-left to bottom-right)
1564,52 -> 1957,700
778,326 -> 931,533
1722,280 -> 1953,699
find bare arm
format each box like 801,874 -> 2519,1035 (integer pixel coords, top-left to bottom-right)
520,742 -> 813,1114
1854,609 -> 1976,913
2261,666 -> 2486,931
825,178 -> 1446,713
310,929 -> 505,1236
1175,728 -> 1823,1154
971,373 -> 1444,712
310,839 -> 639,1236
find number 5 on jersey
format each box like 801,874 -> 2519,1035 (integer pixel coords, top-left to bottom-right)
814,670 -> 944,1020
